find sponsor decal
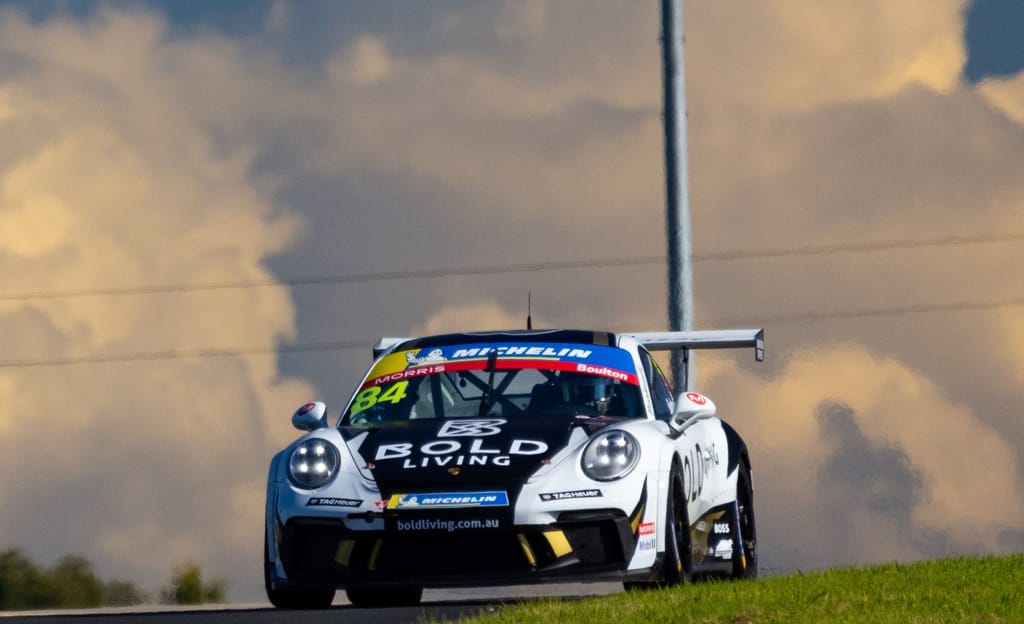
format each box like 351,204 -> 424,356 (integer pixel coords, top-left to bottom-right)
714,538 -> 734,559
298,402 -> 317,414
360,342 -> 641,390
387,491 -> 509,509
539,489 -> 602,502
684,443 -> 715,502
438,419 -> 506,437
637,537 -> 656,551
713,522 -> 730,535
369,366 -> 446,386
703,443 -> 720,468
396,517 -> 501,532
373,500 -> 387,510
406,348 -> 446,365
684,392 -> 707,405
449,345 -> 593,359
638,522 -> 656,536
375,436 -> 549,469
306,497 -> 362,507
576,363 -> 630,382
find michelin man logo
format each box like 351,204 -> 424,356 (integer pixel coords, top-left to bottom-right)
438,419 -> 507,437
406,349 -> 446,366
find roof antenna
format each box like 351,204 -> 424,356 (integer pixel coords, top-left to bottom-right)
527,292 -> 533,330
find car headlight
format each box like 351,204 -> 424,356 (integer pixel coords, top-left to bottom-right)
581,430 -> 640,481
287,438 -> 341,490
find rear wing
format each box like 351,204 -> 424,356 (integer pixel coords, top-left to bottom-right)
374,329 -> 765,362
621,329 -> 765,362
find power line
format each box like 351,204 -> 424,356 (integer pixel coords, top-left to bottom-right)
716,296 -> 1024,326
696,231 -> 1024,261
0,257 -> 662,302
0,231 -> 1021,369
2,295 -> 1023,369
1,231 -> 1021,303
0,339 -> 367,369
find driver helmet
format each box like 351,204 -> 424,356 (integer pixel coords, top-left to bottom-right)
559,372 -> 613,414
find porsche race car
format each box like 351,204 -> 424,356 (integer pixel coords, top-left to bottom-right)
265,328 -> 763,608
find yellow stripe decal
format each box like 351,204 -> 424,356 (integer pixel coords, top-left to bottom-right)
543,530 -> 573,558
517,534 -> 537,567
630,502 -> 646,534
367,539 -> 383,571
334,540 -> 355,567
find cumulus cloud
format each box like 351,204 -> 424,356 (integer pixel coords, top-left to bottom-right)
688,0 -> 966,116
408,300 -> 549,338
2,0 -> 1024,602
0,7 -> 312,596
266,0 -> 1024,588
699,348 -> 1024,569
816,401 -> 924,524
979,71 -> 1024,126
345,36 -> 394,87
495,0 -> 548,42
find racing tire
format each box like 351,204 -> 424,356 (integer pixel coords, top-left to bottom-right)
731,459 -> 758,579
264,532 -> 335,609
345,585 -> 423,608
661,465 -> 693,585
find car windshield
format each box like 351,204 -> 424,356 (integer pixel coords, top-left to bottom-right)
341,342 -> 644,426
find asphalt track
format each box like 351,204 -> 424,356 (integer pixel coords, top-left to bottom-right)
0,583 -> 623,624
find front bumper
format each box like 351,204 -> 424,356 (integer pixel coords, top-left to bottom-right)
272,507 -> 650,589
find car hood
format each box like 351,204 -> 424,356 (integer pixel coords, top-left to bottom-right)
343,415 -> 623,492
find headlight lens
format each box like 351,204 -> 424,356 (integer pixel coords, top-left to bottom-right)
287,438 -> 341,489
581,430 -> 640,481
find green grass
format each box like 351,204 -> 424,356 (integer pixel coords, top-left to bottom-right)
433,554 -> 1024,624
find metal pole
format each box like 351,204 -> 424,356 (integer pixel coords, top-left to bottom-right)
661,0 -> 694,393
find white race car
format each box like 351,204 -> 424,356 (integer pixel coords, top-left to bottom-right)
265,328 -> 763,608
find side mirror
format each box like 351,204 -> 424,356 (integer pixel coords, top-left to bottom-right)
292,401 -> 328,431
670,392 -> 717,433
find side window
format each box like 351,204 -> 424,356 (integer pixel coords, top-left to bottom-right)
639,349 -> 673,421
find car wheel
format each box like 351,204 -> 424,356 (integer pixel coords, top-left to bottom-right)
345,585 -> 423,608
731,459 -> 757,579
662,465 -> 693,585
264,531 -> 335,609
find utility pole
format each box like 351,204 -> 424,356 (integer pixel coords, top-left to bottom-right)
661,0 -> 694,393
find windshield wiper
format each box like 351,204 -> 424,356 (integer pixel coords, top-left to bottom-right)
478,349 -> 499,417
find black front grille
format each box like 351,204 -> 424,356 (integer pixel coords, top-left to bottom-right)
564,523 -> 617,565
280,519 -> 347,576
374,532 -> 530,575
279,512 -> 633,584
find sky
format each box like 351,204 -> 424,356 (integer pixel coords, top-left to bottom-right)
1,0 -> 1023,603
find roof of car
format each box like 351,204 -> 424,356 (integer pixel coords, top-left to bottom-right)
390,329 -> 618,353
